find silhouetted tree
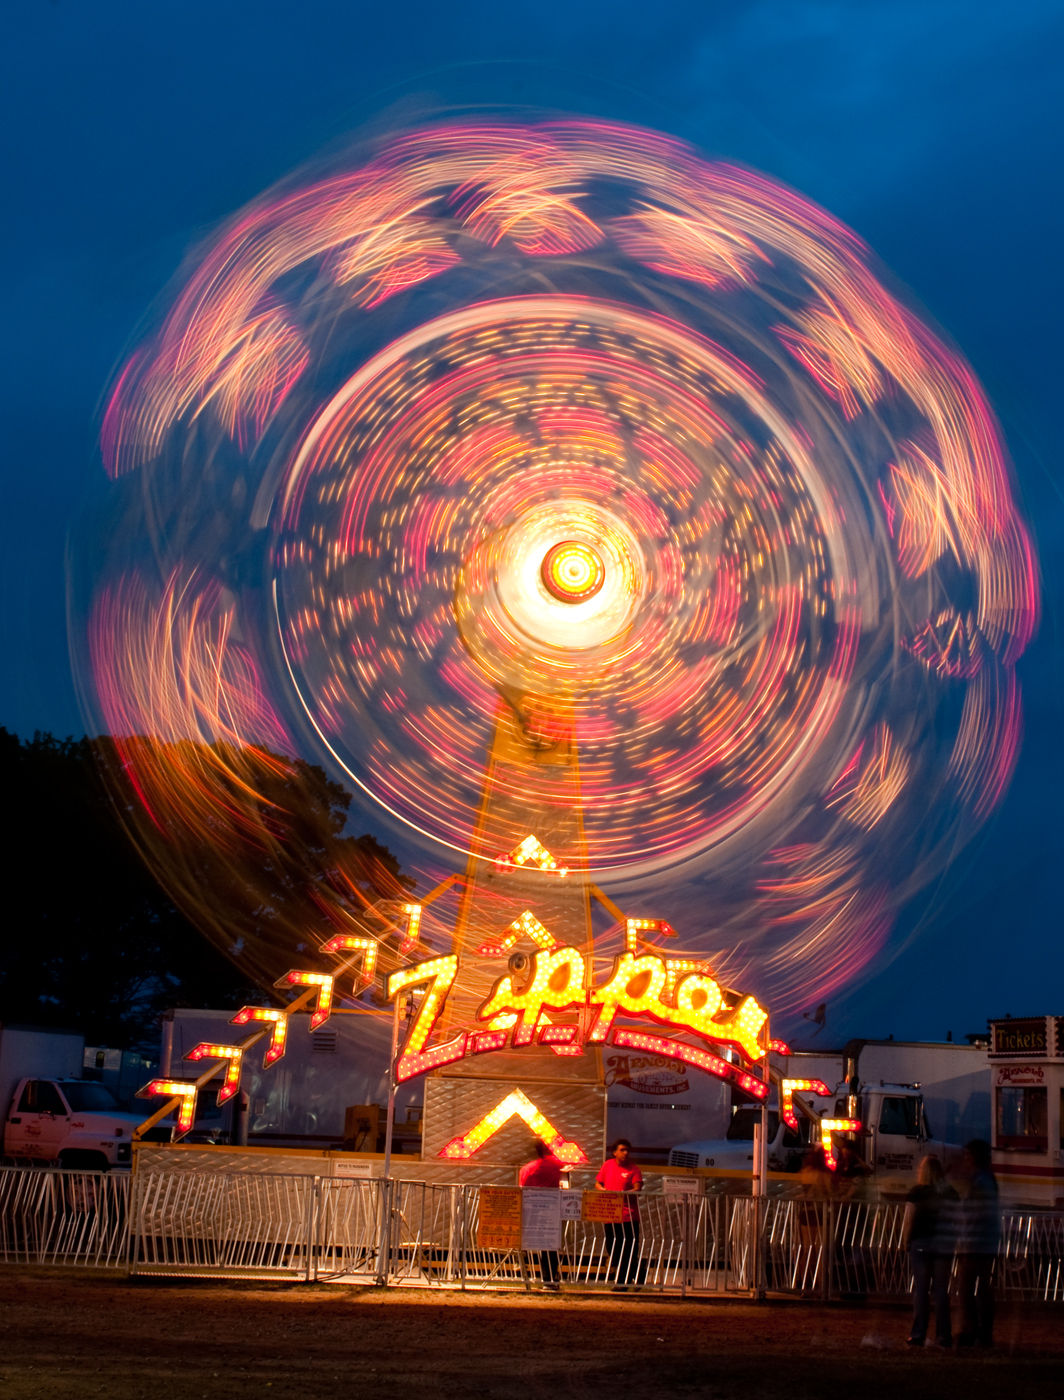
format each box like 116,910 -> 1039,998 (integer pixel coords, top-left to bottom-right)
0,729 -> 412,1049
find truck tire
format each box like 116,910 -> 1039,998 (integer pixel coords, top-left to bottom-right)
58,1151 -> 110,1173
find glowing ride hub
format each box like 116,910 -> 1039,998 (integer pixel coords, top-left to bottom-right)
541,540 -> 606,603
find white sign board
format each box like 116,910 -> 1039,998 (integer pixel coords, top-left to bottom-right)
332,1159 -> 375,1178
663,1175 -> 703,1194
521,1189 -> 562,1251
559,1190 -> 583,1222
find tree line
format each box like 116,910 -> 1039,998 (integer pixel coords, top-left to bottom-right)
0,729 -> 412,1050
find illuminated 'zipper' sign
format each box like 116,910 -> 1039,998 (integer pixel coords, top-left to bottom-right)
387,944 -> 768,1087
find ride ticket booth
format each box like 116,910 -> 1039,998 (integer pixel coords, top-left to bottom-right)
988,1015 -> 1064,1209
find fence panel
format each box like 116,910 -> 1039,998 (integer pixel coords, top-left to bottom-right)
132,1169 -> 317,1277
2,1164 -> 1062,1300
998,1211 -> 1064,1302
314,1176 -> 386,1281
0,1166 -> 129,1267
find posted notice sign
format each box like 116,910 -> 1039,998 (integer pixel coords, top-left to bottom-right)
559,1190 -> 583,1223
521,1189 -> 561,1251
582,1191 -> 624,1223
477,1188 -> 522,1250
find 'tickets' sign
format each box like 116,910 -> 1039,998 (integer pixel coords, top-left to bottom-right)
992,1018 -> 1047,1058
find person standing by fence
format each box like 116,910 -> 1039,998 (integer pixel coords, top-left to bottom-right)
955,1139 -> 1000,1348
519,1139 -> 564,1291
903,1155 -> 958,1347
595,1138 -> 643,1291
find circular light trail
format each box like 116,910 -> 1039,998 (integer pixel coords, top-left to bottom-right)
541,541 -> 606,603
76,117 -> 1038,1016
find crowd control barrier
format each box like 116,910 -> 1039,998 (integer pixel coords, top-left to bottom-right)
0,1165 -> 130,1268
1,1165 -> 1062,1301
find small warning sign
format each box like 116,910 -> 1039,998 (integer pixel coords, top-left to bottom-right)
581,1190 -> 625,1223
477,1187 -> 523,1250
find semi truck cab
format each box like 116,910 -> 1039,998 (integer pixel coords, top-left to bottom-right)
669,1084 -> 963,1195
3,1077 -> 144,1170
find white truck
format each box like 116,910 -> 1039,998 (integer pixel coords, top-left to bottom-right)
1,1025 -> 145,1171
668,1038 -> 988,1196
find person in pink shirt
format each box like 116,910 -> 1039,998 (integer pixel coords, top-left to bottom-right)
595,1139 -> 644,1290
520,1139 -> 564,1290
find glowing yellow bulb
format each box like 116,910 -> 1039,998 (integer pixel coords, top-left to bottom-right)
541,540 -> 606,603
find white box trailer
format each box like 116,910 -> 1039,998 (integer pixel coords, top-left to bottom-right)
158,1007 -> 424,1150
0,1024 -> 84,1116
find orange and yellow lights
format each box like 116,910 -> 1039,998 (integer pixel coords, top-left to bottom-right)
400,904 -> 423,955
184,1043 -> 244,1103
388,955 -> 466,1082
588,951 -> 667,1042
611,1030 -> 769,1099
136,1079 -> 198,1134
588,952 -> 767,1061
716,996 -> 770,1064
820,1117 -> 862,1170
320,933 -> 379,988
439,1088 -> 588,1164
780,1077 -> 832,1131
275,970 -> 334,1028
476,908 -> 559,959
494,835 -> 568,877
769,1038 -> 793,1055
540,540 -> 606,603
624,917 -> 676,953
663,957 -> 714,1001
230,1006 -> 288,1065
477,943 -> 587,1046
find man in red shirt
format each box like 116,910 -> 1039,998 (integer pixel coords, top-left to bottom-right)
520,1139 -> 564,1290
595,1138 -> 643,1290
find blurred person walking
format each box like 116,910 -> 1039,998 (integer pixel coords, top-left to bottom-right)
595,1138 -> 643,1291
519,1139 -> 564,1291
833,1139 -> 874,1202
797,1145 -> 833,1256
903,1155 -> 959,1347
955,1139 -> 1000,1348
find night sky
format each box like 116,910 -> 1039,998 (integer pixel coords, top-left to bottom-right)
3,2 -> 1061,1044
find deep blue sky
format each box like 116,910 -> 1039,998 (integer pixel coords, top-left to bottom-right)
2,1 -> 1061,1042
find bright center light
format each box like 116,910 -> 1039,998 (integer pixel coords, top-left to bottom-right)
541,540 -> 606,603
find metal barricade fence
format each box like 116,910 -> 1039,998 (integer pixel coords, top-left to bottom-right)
131,1169 -> 320,1278
2,1164 -> 1063,1299
998,1210 -> 1064,1302
0,1165 -> 130,1267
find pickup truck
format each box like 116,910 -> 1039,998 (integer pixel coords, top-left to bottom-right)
668,1084 -> 965,1196
3,1076 -> 147,1170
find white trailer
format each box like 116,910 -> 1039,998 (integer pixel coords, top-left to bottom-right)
0,1024 -> 84,1119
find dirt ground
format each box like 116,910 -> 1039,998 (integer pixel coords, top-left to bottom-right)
1,1268 -> 1061,1400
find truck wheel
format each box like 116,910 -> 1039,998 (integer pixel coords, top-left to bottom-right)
58,1151 -> 109,1173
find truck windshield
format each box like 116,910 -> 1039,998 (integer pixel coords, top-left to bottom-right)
61,1083 -> 121,1113
726,1110 -> 780,1141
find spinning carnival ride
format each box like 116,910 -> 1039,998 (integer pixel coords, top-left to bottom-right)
73,119 -> 1036,1153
